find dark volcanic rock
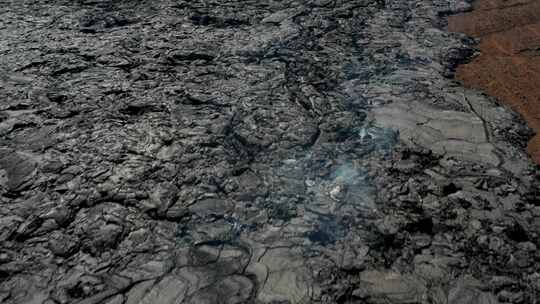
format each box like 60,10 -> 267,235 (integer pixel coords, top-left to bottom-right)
0,0 -> 538,303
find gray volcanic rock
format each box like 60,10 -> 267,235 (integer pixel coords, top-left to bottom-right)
0,0 -> 538,303
353,271 -> 428,303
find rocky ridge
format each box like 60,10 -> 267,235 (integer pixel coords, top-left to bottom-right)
0,0 -> 539,303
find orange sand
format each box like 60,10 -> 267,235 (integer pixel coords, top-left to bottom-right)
448,0 -> 540,164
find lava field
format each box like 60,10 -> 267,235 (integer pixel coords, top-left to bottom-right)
0,0 -> 539,303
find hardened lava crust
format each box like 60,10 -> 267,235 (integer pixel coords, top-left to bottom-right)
0,1 -> 539,303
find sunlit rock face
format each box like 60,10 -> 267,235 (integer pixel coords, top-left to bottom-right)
0,0 -> 538,303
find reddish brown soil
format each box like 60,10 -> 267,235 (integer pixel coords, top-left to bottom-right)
448,0 -> 540,164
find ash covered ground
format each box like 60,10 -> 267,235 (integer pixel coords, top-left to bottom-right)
1,0 -> 539,303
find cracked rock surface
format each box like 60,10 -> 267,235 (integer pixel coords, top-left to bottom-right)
0,0 -> 539,303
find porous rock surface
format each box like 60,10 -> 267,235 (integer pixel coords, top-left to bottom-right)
0,0 -> 539,303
